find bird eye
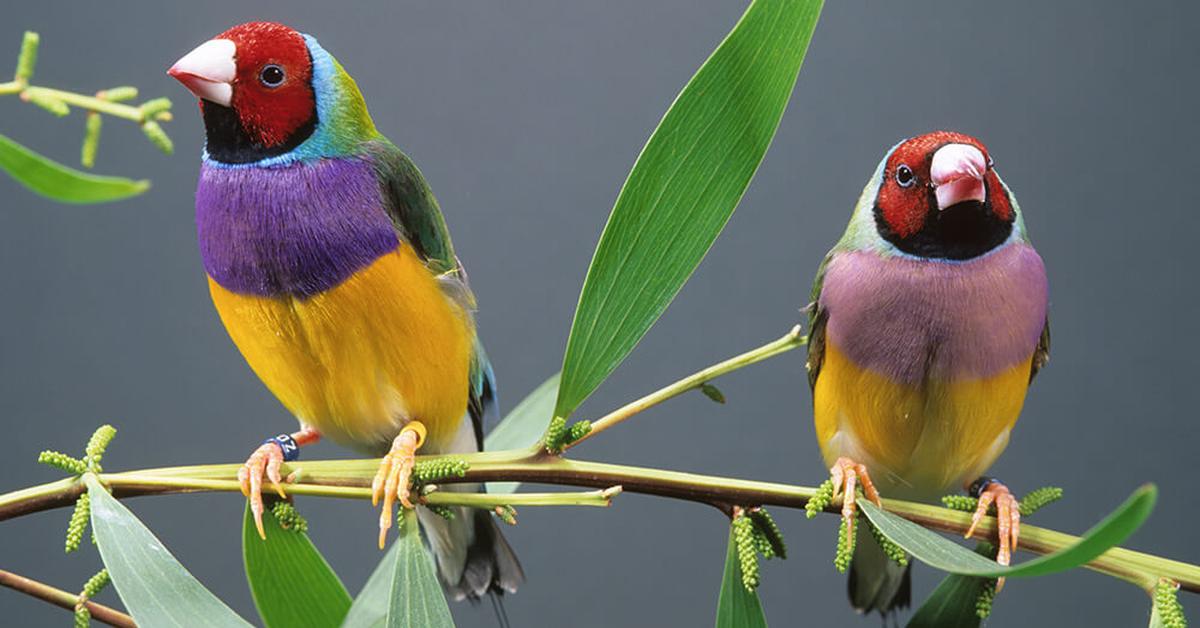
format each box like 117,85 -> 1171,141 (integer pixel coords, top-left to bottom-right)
895,164 -> 915,187
259,64 -> 285,87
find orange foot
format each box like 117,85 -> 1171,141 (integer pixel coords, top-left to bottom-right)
829,456 -> 882,541
964,477 -> 1020,591
239,427 -> 321,539
372,421 -> 427,549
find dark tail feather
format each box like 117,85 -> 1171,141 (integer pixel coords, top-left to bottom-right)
448,509 -> 525,601
847,522 -> 912,617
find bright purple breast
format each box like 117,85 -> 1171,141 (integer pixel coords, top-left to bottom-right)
818,244 -> 1048,384
196,158 -> 398,298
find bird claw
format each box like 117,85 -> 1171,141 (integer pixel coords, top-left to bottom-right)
373,423 -> 426,549
829,457 -> 882,542
238,442 -> 288,540
964,480 -> 1020,592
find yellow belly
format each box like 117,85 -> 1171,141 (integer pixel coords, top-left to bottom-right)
814,339 -> 1032,497
208,245 -> 473,452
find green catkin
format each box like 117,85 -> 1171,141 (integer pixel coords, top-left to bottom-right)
271,502 -> 308,534
412,457 -> 469,484
834,516 -> 856,573
748,508 -> 787,560
73,607 -> 90,628
81,113 -> 101,168
84,425 -> 116,470
81,569 -> 110,598
26,91 -> 67,116
867,519 -> 908,566
1154,579 -> 1188,628
138,97 -> 172,119
15,31 -> 38,81
37,450 -> 86,474
975,579 -> 998,619
140,121 -> 173,154
565,420 -> 592,445
427,505 -> 456,521
98,86 -> 138,102
941,495 -> 978,512
732,515 -> 760,591
806,479 -> 834,519
542,416 -> 567,454
65,493 -> 90,553
1018,486 -> 1064,516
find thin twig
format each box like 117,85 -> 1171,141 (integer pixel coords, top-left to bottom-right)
0,568 -> 135,627
564,326 -> 806,450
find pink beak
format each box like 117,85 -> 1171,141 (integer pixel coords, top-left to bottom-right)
930,143 -> 987,210
168,39 -> 236,107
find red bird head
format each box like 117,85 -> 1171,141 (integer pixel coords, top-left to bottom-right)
169,22 -> 317,163
873,131 -> 1015,260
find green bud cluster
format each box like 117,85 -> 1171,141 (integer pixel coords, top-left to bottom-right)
81,569 -> 110,598
941,495 -> 978,512
748,508 -> 787,560
732,515 -> 760,591
38,450 -> 86,474
97,86 -> 138,102
84,425 -> 116,471
81,113 -> 102,168
806,479 -> 834,519
427,505 -> 457,521
866,518 -> 907,566
65,493 -> 91,553
542,417 -> 567,453
73,607 -> 90,628
1154,578 -> 1188,628
27,91 -> 67,116
494,505 -> 517,526
15,32 -> 38,82
138,97 -> 172,119
141,121 -> 173,155
566,420 -> 592,444
412,457 -> 469,484
271,502 -> 308,534
1018,486 -> 1063,516
975,579 -> 997,619
834,516 -> 856,573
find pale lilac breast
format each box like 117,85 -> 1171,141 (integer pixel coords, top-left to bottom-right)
818,244 -> 1047,384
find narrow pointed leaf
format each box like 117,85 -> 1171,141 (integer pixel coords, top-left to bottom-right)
859,484 -> 1156,579
0,133 -> 149,203
387,508 -> 454,628
485,372 -> 560,493
85,476 -> 252,627
554,0 -> 824,418
906,573 -> 988,628
341,538 -> 399,628
715,526 -> 768,628
243,504 -> 352,628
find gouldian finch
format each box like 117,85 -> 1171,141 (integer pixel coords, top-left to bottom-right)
807,131 -> 1049,615
168,21 -> 523,600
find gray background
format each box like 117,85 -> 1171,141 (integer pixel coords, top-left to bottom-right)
1,1 -> 1197,626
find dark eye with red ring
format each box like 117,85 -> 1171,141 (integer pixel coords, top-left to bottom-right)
259,64 -> 285,87
895,164 -> 915,187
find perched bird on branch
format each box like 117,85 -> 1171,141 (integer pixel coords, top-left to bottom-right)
168,21 -> 522,601
806,131 -> 1049,616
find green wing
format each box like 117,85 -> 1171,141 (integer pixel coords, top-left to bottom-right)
805,252 -> 833,392
369,140 -> 498,443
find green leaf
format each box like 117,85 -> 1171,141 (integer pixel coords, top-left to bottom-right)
716,525 -> 768,628
85,476 -> 252,627
485,373 -> 560,493
0,133 -> 149,203
553,0 -> 824,418
906,572 -> 988,628
342,509 -> 454,628
243,503 -> 352,628
859,484 -> 1156,579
